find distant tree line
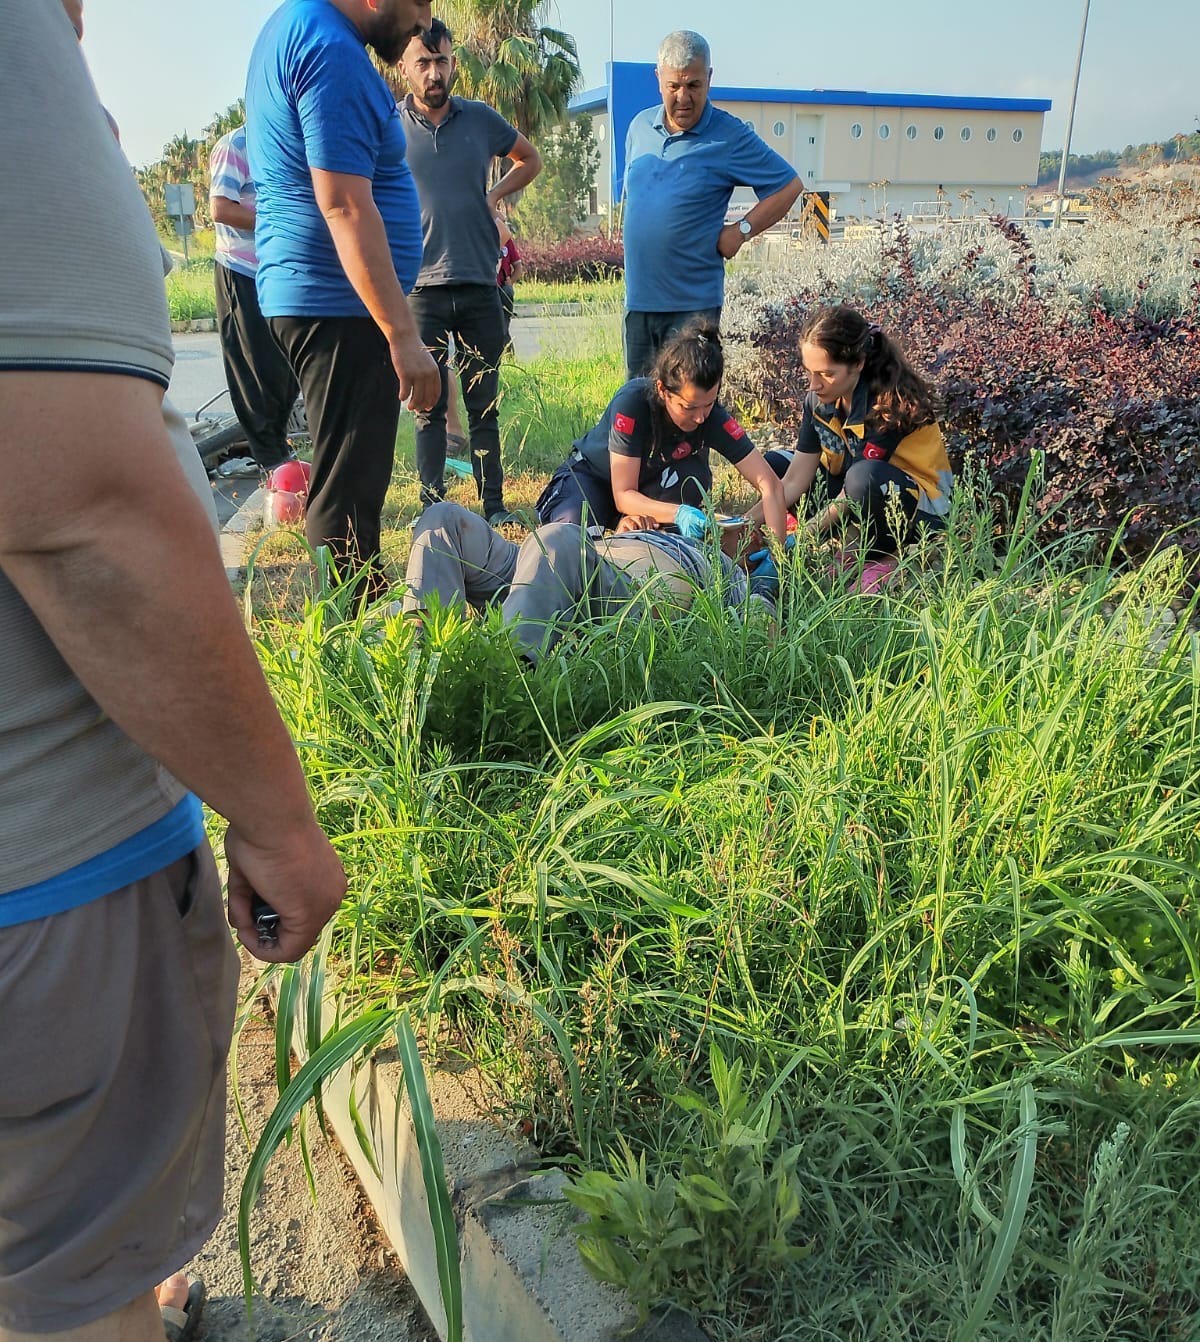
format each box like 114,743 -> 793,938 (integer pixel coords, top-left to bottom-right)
1039,125 -> 1200,184
136,100 -> 244,239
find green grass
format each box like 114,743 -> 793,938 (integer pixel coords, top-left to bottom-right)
165,258 -> 217,322
163,260 -> 623,325
379,325 -> 624,533
244,466 -> 1200,1339
514,277 -> 624,308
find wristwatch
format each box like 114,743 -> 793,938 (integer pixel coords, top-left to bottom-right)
737,218 -> 753,238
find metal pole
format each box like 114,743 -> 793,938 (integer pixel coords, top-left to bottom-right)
1054,0 -> 1091,228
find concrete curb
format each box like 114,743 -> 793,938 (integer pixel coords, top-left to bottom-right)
513,302 -> 584,318
171,317 -> 217,333
270,979 -> 707,1342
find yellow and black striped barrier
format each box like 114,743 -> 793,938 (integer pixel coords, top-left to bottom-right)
795,191 -> 830,244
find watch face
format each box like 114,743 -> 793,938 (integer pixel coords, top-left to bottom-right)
738,218 -> 752,236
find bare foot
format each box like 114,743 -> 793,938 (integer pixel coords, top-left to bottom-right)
155,1272 -> 189,1312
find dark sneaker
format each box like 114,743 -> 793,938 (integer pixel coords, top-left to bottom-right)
487,509 -> 524,529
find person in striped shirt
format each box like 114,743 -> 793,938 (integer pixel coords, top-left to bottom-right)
208,124 -> 298,473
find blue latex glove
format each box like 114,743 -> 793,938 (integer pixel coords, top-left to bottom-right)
746,547 -> 780,600
674,504 -> 709,539
747,548 -> 779,582
746,535 -> 796,600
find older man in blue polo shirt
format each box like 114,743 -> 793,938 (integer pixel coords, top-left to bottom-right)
622,30 -> 802,379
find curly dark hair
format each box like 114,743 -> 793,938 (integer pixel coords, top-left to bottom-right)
800,305 -> 940,437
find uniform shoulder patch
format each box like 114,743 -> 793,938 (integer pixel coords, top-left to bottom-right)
723,417 -> 746,440
614,412 -> 637,435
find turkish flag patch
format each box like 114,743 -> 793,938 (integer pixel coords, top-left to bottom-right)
672,441 -> 693,460
863,442 -> 887,461
723,417 -> 746,440
614,412 -> 636,435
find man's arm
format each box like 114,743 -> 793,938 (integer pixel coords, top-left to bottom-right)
0,370 -> 346,962
310,166 -> 440,410
717,177 -> 803,259
487,132 -> 543,211
210,195 -> 256,231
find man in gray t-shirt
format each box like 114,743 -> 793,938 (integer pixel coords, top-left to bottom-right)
0,3 -> 345,1335
398,17 -> 541,525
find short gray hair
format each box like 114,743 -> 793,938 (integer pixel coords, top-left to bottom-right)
656,30 -> 710,72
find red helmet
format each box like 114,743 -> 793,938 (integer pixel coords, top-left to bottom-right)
267,459 -> 311,496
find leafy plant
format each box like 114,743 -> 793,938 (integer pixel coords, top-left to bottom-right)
566,1044 -> 808,1320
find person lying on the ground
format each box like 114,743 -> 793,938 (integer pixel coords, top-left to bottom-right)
535,321 -> 787,544
746,305 -> 952,579
403,501 -> 775,663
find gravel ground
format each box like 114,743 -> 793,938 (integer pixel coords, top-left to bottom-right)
184,958 -> 438,1342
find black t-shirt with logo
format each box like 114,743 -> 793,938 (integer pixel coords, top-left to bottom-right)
571,378 -> 754,507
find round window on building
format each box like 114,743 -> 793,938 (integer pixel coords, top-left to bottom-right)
986,127 -> 998,142
850,122 -> 863,139
1012,128 -> 1024,143
596,121 -> 606,142
745,118 -> 755,130
905,124 -> 918,140
878,123 -> 891,140
773,120 -> 786,138
960,126 -> 972,142
933,125 -> 945,141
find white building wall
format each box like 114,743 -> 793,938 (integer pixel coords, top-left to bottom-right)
572,95 -> 1046,230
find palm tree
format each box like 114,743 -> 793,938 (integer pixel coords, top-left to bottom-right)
204,99 -> 247,147
436,0 -> 581,140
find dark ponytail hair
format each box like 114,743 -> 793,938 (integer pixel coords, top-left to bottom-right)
799,305 -> 939,437
645,321 -> 724,452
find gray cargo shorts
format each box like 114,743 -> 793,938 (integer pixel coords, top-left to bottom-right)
0,842 -> 239,1333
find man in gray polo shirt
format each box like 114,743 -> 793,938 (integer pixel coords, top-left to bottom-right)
398,17 -> 541,525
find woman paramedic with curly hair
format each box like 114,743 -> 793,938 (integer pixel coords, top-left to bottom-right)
749,305 -> 953,568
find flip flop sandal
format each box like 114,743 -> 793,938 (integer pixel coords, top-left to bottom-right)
161,1276 -> 205,1342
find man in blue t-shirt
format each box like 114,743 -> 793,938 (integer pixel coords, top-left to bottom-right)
246,0 -> 440,582
621,30 -> 802,379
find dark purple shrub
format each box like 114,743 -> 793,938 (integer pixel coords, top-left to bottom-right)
731,218 -> 1200,560
519,235 -> 624,284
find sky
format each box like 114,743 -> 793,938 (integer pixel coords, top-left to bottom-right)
83,0 -> 1197,170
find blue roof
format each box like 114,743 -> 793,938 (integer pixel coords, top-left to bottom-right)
572,85 -> 608,113
570,78 -> 1051,116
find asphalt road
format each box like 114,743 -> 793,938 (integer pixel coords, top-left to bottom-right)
168,313 -> 617,418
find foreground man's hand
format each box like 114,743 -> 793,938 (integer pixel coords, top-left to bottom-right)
226,821 -> 347,963
391,333 -> 441,412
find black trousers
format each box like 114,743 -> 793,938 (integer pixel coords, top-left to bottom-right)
499,282 -> 515,351
270,315 -> 399,576
408,283 -> 507,516
764,449 -> 920,556
623,306 -> 721,380
213,262 -> 297,470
